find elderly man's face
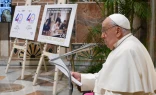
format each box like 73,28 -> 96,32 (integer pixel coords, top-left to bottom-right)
101,17 -> 119,50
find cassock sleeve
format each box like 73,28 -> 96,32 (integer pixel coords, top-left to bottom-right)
81,73 -> 98,91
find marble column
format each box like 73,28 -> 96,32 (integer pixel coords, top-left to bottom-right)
149,0 -> 156,66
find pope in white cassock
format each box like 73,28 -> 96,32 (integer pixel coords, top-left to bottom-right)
71,14 -> 156,95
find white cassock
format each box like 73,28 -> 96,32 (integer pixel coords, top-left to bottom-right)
80,33 -> 156,95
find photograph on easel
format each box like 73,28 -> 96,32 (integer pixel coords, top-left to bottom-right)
42,8 -> 70,38
9,5 -> 41,40
38,4 -> 77,47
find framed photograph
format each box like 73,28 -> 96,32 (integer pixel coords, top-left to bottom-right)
10,5 -> 41,40
37,4 -> 77,47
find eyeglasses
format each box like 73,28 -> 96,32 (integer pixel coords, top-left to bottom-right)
101,25 -> 117,34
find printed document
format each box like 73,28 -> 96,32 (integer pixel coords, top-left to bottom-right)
48,54 -> 82,86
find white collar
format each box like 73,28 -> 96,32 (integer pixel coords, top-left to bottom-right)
113,33 -> 132,48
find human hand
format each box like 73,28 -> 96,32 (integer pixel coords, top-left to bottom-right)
71,72 -> 81,82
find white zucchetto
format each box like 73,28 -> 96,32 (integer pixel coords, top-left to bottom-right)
109,14 -> 130,29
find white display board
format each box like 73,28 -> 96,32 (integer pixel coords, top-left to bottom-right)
10,6 -> 41,40
37,4 -> 77,47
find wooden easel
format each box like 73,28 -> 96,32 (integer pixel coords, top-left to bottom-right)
5,38 -> 28,79
5,0 -> 47,80
33,0 -> 67,95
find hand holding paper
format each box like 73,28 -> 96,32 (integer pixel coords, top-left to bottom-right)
48,54 -> 82,86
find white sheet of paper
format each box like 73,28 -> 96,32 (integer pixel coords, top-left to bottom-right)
48,54 -> 82,86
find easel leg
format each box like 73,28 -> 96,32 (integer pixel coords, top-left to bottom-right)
5,47 -> 14,73
21,40 -> 28,79
53,67 -> 59,95
43,59 -> 47,72
53,46 -> 65,95
33,44 -> 47,85
39,42 -> 47,72
33,54 -> 44,85
5,38 -> 17,73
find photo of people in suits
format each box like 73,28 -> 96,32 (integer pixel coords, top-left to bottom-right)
42,8 -> 72,39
